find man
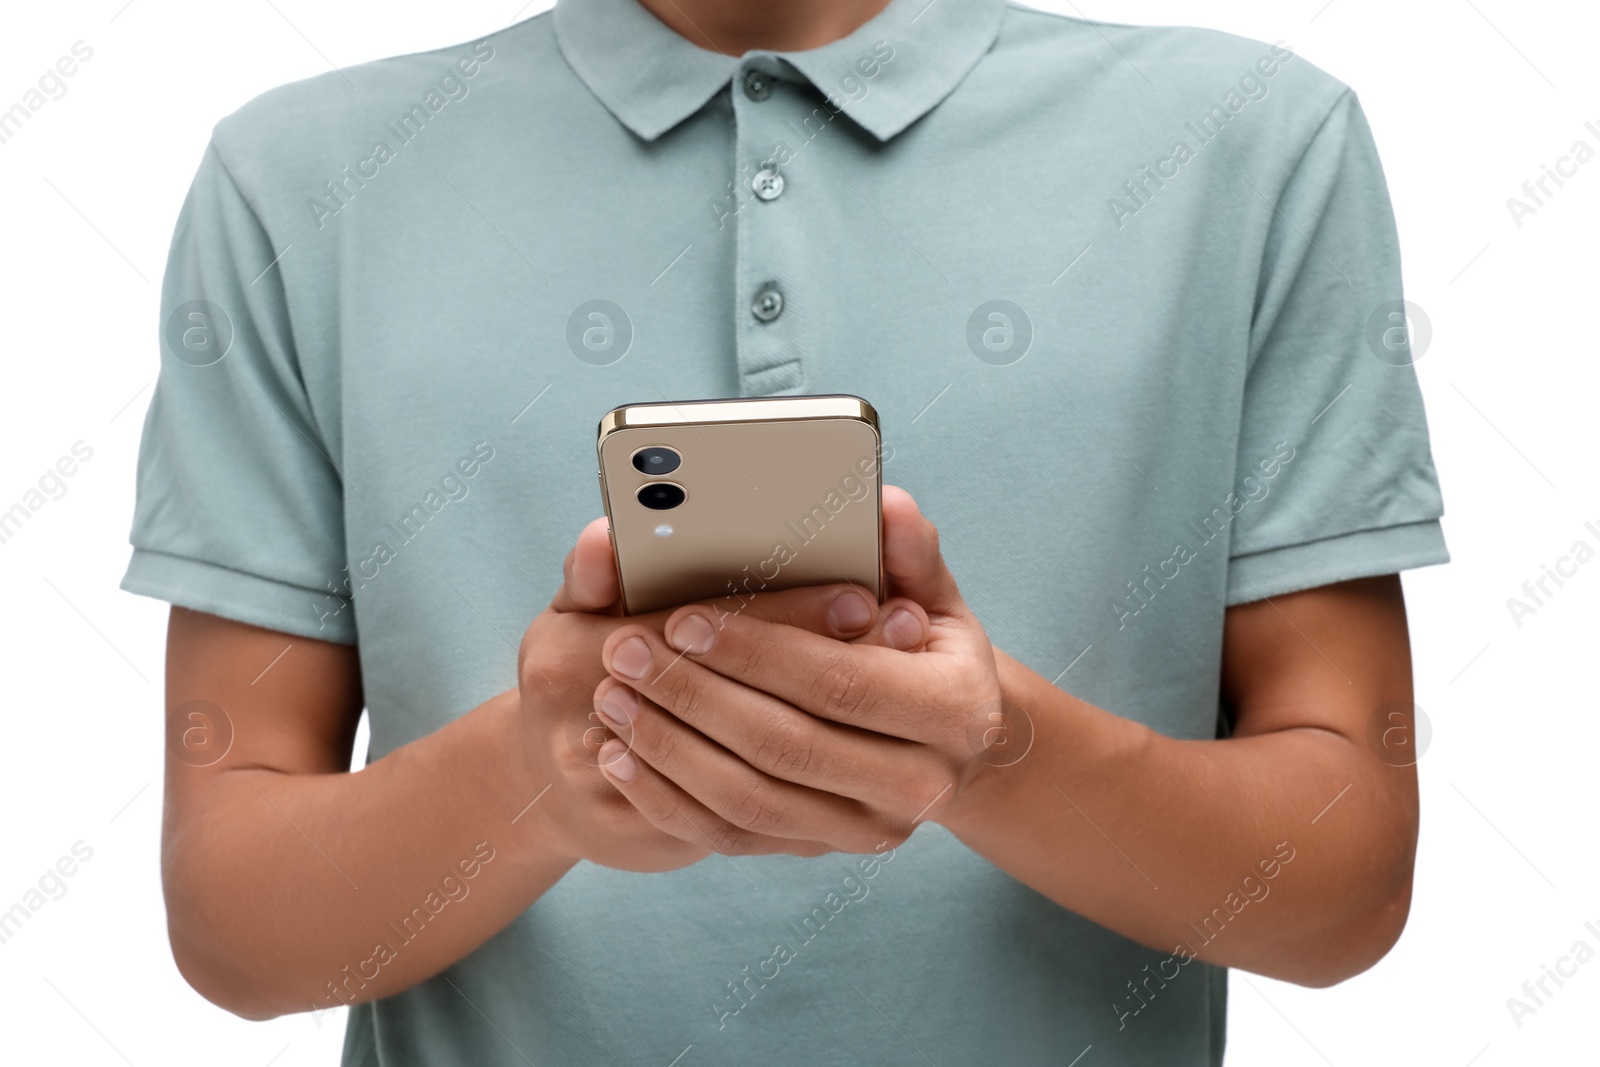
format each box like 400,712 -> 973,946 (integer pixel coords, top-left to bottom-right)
123,0 -> 1448,1062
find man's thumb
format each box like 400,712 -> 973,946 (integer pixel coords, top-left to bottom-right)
881,485 -> 964,616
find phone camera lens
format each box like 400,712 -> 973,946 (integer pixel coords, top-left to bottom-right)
632,447 -> 681,475
637,482 -> 686,511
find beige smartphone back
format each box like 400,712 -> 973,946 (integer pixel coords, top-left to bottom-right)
597,395 -> 884,616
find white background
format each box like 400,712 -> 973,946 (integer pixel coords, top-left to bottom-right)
1,1 -> 1595,1064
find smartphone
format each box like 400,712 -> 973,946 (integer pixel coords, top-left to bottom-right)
597,394 -> 884,616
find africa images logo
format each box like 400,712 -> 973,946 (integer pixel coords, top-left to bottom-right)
1108,442 -> 1296,629
1106,42 -> 1295,230
304,41 -> 497,229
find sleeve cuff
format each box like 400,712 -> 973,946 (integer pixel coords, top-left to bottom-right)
1225,520 -> 1449,606
120,547 -> 358,644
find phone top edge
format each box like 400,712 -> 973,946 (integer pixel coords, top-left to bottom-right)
597,394 -> 879,445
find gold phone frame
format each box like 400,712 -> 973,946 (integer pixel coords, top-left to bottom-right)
597,395 -> 884,616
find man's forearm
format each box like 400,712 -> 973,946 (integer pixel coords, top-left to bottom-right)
935,649 -> 1415,987
166,690 -> 573,1019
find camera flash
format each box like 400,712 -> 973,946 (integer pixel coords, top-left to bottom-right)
654,524 -> 674,537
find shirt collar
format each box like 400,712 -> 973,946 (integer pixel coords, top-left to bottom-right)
552,0 -> 1007,142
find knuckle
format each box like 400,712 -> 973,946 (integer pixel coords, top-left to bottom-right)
810,655 -> 877,721
959,671 -> 995,708
602,788 -> 651,830
723,627 -> 774,682
524,612 -> 595,687
518,661 -> 539,695
653,666 -> 706,720
929,679 -> 978,735
517,615 -> 554,679
617,777 -> 695,846
653,796 -> 702,841
641,718 -> 682,769
932,711 -> 969,754
751,717 -> 818,780
725,778 -> 788,836
706,821 -> 759,857
521,608 -> 554,643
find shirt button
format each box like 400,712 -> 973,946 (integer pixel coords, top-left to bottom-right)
742,70 -> 771,101
752,164 -> 784,201
751,285 -> 784,322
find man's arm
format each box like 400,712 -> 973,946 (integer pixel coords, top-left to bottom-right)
161,607 -> 575,1020
943,574 -> 1417,988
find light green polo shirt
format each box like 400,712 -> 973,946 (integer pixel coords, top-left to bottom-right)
122,0 -> 1448,1061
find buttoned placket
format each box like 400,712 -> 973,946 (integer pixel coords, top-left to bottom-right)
731,57 -> 807,397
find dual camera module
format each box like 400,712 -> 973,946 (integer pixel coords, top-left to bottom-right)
632,446 -> 685,510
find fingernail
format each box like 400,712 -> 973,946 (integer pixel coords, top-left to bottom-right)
598,740 -> 637,782
598,686 -> 638,725
885,608 -> 920,649
828,590 -> 875,633
610,635 -> 652,679
667,612 -> 716,655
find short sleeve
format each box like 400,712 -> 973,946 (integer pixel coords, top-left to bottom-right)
120,138 -> 355,643
1224,91 -> 1448,606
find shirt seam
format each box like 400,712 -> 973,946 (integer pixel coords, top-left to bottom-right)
201,135 -> 342,489
1241,85 -> 1358,378
124,546 -> 356,644
128,544 -> 347,603
1228,515 -> 1442,563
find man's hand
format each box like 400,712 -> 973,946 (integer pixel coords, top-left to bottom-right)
582,487 -> 1004,855
512,493 -> 934,867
